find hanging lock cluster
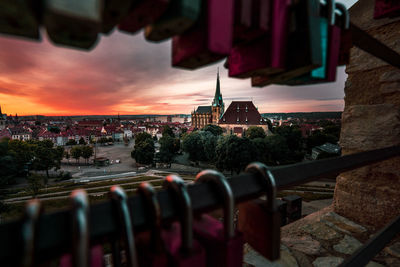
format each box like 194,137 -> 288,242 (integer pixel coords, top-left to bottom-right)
2,0 -> 390,86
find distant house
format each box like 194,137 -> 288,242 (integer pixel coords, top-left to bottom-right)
311,143 -> 341,160
218,101 -> 270,137
10,127 -> 32,141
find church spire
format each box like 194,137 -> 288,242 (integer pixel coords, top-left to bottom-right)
212,68 -> 222,107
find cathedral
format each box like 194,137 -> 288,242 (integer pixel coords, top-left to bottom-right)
191,70 -> 225,129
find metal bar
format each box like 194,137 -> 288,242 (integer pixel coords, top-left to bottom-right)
339,214 -> 400,267
350,22 -> 400,69
0,146 -> 399,264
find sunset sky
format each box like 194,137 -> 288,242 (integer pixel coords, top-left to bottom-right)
0,0 -> 358,116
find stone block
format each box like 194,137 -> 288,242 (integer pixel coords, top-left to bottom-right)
385,242 -> 400,258
380,82 -> 400,94
339,104 -> 400,153
320,212 -> 367,235
312,257 -> 343,267
301,221 -> 342,241
333,235 -> 363,255
282,236 -> 322,256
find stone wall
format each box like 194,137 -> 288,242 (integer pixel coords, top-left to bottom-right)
333,0 -> 400,228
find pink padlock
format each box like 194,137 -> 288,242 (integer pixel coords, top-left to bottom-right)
374,0 -> 400,19
162,175 -> 206,267
193,170 -> 244,267
136,182 -> 169,267
228,0 -> 291,78
172,0 -> 235,69
337,2 -> 352,66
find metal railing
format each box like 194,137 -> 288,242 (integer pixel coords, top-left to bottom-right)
0,146 -> 399,265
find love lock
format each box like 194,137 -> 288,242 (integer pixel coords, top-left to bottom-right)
144,0 -> 201,42
118,0 -> 170,35
162,175 -> 206,267
251,0 -> 322,87
44,0 -> 102,50
228,0 -> 291,78
0,0 -> 40,40
101,0 -> 133,34
193,170 -> 244,267
238,162 -> 280,261
136,182 -> 169,267
336,3 -> 352,66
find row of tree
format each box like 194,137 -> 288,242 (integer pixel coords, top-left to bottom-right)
64,145 -> 94,164
0,138 -> 64,185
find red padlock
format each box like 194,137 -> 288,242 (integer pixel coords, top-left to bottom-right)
233,0 -> 266,43
228,0 -> 290,78
118,0 -> 170,35
162,175 -> 206,267
109,186 -> 139,267
193,170 -> 244,267
336,2 -> 352,66
136,182 -> 169,267
20,199 -> 41,267
374,0 -> 400,19
238,162 -> 281,261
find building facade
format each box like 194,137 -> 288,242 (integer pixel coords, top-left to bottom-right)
191,70 -> 225,129
218,101 -> 270,137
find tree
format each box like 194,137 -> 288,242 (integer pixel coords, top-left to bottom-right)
8,139 -> 35,171
70,146 -> 82,164
275,126 -> 303,151
216,135 -> 256,174
182,132 -> 206,163
246,126 -> 266,139
79,137 -> 86,145
64,151 -> 70,164
81,145 -> 94,164
66,139 -> 77,146
203,124 -> 223,136
162,125 -> 175,138
31,140 -> 57,184
135,132 -> 153,145
200,131 -> 217,162
131,139 -> 155,165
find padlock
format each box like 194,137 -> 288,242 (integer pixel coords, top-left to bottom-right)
144,0 -> 202,42
59,246 -> 104,267
20,199 -> 41,267
118,0 -> 170,35
44,0 -> 103,50
109,185 -> 139,267
192,170 -> 244,267
101,0 -> 133,34
281,0 -> 338,85
0,0 -> 41,40
233,0 -> 266,43
251,0 -> 322,87
282,195 -> 302,223
172,0 -> 235,69
136,182 -> 169,267
228,0 -> 291,78
238,162 -> 280,261
336,2 -> 352,66
162,175 -> 206,267
374,0 -> 400,19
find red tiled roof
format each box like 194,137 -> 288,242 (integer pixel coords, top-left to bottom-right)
219,101 -> 267,125
233,127 -> 243,133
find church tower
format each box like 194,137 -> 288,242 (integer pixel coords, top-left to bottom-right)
211,68 -> 224,124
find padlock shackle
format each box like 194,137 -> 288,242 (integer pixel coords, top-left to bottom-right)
326,0 -> 336,26
137,182 -> 164,252
70,189 -> 89,267
245,163 -> 277,211
335,2 -> 349,30
21,199 -> 41,267
163,175 -> 193,254
110,186 -> 139,267
195,169 -> 235,239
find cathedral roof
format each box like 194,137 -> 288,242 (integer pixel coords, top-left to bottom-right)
219,101 -> 268,125
195,106 -> 212,114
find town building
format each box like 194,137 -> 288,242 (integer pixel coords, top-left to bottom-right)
191,70 -> 224,129
0,105 -> 7,130
218,101 -> 270,137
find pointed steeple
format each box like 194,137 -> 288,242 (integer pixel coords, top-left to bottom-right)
0,105 -> 2,115
212,68 -> 223,109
